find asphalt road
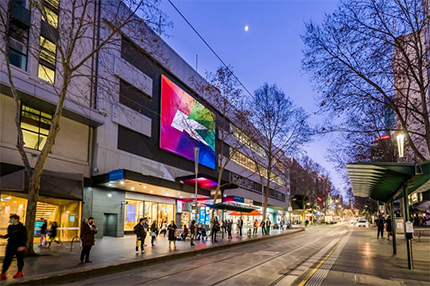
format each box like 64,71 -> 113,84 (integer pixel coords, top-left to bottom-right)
64,223 -> 351,286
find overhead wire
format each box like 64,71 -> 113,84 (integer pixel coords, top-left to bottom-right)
167,0 -> 254,98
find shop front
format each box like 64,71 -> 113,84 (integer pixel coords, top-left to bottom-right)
0,169 -> 83,242
124,192 -> 176,232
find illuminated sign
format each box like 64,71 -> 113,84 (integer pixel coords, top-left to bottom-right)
177,200 -> 183,213
375,135 -> 390,141
160,75 -> 215,169
317,197 -> 322,202
199,207 -> 206,225
126,204 -> 136,221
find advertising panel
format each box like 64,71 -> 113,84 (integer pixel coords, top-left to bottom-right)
160,75 -> 215,169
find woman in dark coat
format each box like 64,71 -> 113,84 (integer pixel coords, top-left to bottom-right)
167,221 -> 177,249
386,216 -> 392,241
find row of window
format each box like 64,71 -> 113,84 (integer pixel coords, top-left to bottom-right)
8,0 -> 58,84
20,105 -> 52,151
230,149 -> 286,186
231,126 -> 266,157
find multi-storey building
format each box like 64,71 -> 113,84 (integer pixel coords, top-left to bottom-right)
0,0 -> 104,240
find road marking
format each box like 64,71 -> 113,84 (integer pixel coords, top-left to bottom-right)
297,248 -> 336,286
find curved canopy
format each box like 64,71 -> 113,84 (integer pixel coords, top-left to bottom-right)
346,161 -> 430,202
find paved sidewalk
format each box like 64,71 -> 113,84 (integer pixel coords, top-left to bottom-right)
0,227 -> 302,285
321,227 -> 430,286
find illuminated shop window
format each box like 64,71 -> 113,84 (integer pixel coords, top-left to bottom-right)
42,7 -> 58,28
20,105 -> 52,150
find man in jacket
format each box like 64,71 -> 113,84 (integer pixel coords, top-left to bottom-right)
238,218 -> 243,237
80,217 -> 98,264
134,218 -> 146,253
0,214 -> 27,279
376,215 -> 384,239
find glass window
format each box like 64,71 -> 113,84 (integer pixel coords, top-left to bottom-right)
20,105 -> 52,150
8,23 -> 29,71
42,7 -> 58,28
38,64 -> 55,83
39,36 -> 56,66
9,49 -> 27,70
124,200 -> 142,231
0,193 -> 81,242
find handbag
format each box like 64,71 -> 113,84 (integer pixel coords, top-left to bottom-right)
136,239 -> 141,248
150,231 -> 156,237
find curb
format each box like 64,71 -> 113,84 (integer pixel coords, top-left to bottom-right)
8,228 -> 304,285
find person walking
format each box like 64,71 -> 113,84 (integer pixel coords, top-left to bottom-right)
226,220 -> 233,239
39,218 -> 47,247
190,220 -> 196,246
182,224 -> 189,241
159,220 -> 167,237
305,219 -> 309,227
261,219 -> 266,235
134,218 -> 146,253
0,214 -> 27,279
266,219 -> 271,234
47,222 -> 61,248
238,217 -> 243,237
211,217 -> 220,242
150,221 -> 158,246
386,216 -> 392,241
167,221 -> 178,249
80,217 -> 98,264
253,219 -> 258,235
376,215 -> 384,239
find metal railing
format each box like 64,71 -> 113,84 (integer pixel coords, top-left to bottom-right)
70,236 -> 81,252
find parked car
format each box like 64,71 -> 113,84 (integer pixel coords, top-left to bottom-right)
356,219 -> 369,227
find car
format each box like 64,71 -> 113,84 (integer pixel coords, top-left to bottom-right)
356,219 -> 369,227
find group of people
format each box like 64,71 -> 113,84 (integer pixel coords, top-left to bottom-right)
254,219 -> 272,235
375,215 -> 393,240
133,218 -> 179,252
38,218 -> 60,248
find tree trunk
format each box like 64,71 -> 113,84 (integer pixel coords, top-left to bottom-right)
25,175 -> 41,255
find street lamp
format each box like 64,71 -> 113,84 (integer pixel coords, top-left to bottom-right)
397,133 -> 405,159
194,147 -> 200,222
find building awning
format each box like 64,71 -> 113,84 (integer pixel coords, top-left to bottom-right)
346,161 -> 430,202
0,169 -> 83,200
207,202 -> 255,213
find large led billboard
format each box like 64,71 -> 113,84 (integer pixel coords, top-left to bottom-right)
160,75 -> 215,169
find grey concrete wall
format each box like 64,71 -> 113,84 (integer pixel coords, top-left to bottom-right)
91,188 -> 125,238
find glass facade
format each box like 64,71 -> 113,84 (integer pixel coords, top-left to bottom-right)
0,193 -> 81,241
124,199 -> 174,230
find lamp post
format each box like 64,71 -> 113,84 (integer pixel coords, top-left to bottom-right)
396,132 -> 413,269
194,147 -> 199,222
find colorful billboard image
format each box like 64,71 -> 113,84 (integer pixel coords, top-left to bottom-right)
160,75 -> 215,169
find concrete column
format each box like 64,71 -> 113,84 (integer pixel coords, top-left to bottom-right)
390,199 -> 396,255
402,186 -> 413,269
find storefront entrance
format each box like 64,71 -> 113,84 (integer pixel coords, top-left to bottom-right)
0,192 -> 81,241
124,196 -> 175,231
103,213 -> 118,236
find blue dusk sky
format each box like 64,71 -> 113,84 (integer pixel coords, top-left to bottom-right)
159,0 -> 344,192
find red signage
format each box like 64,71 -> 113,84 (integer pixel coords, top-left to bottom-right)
375,135 -> 390,141
317,197 -> 322,202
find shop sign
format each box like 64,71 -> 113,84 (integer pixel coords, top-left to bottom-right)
199,208 -> 206,225
126,204 -> 136,221
109,169 -> 124,181
244,198 -> 253,205
177,200 -> 183,213
121,201 -> 128,205
233,196 -> 244,203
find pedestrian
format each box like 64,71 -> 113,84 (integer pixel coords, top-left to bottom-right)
190,220 -> 196,246
182,224 -> 189,241
47,222 -> 61,248
266,219 -> 271,233
150,221 -> 158,246
39,218 -> 47,247
134,218 -> 146,253
167,221 -> 178,249
376,215 -> 384,239
226,219 -> 232,239
211,217 -> 220,242
386,216 -> 392,241
159,220 -> 167,237
305,219 -> 309,227
142,218 -> 149,246
238,217 -> 243,237
253,219 -> 258,235
80,217 -> 98,264
0,214 -> 27,279
260,220 -> 266,235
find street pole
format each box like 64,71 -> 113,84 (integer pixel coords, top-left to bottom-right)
390,199 -> 397,255
194,147 -> 199,223
402,185 -> 413,270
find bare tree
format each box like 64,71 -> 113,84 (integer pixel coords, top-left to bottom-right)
0,0 -> 170,254
302,0 -> 429,162
248,83 -> 312,220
